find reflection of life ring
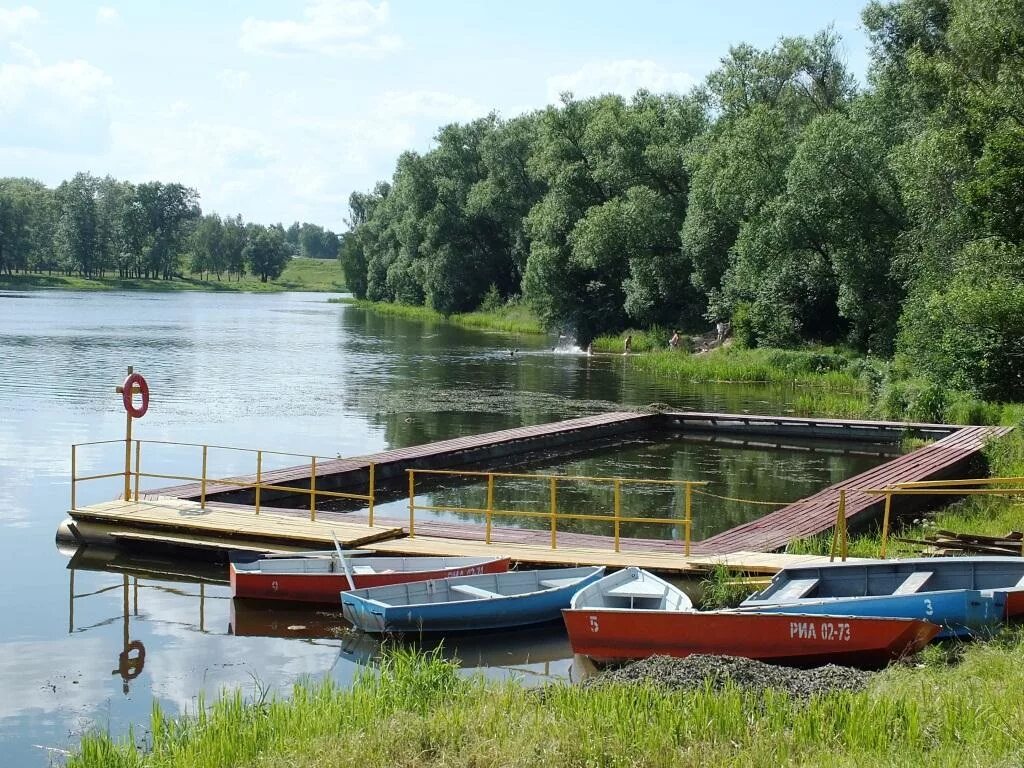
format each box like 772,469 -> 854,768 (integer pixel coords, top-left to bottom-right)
116,640 -> 146,681
122,373 -> 150,418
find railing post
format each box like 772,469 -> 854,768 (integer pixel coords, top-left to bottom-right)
840,489 -> 848,561
133,440 -> 141,502
254,450 -> 262,515
310,456 -> 317,521
70,444 -> 77,511
684,482 -> 693,557
367,462 -> 376,527
408,470 -> 416,538
549,476 -> 558,549
880,491 -> 892,559
613,479 -> 622,553
200,445 -> 208,509
485,474 -> 494,544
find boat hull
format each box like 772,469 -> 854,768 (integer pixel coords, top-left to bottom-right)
737,589 -> 1005,639
562,609 -> 940,668
230,557 -> 510,603
343,567 -> 605,633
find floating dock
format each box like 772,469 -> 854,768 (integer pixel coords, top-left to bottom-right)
59,410 -> 1010,573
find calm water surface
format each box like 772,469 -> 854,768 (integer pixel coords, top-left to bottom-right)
0,291 -> 887,766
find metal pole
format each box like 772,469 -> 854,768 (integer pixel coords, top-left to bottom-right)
255,450 -> 262,515
122,366 -> 133,502
613,479 -> 621,553
839,489 -> 848,561
367,462 -> 376,527
549,476 -> 558,549
71,444 -> 77,511
684,483 -> 693,557
485,474 -> 494,544
310,456 -> 317,521
133,440 -> 141,502
408,471 -> 416,538
200,445 -> 208,509
68,569 -> 74,634
199,581 -> 205,632
880,492 -> 892,559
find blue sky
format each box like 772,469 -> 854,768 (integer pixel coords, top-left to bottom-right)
0,1 -> 872,230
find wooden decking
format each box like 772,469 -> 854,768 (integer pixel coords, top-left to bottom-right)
68,497 -> 403,549
62,498 -> 852,574
700,425 -> 1010,553
64,413 -> 1010,570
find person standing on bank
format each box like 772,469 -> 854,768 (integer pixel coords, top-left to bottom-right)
669,330 -> 681,350
623,334 -> 632,354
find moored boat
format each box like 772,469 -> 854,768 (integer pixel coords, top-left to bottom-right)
229,552 -> 510,603
738,556 -> 1022,636
562,567 -> 940,667
342,565 -> 605,634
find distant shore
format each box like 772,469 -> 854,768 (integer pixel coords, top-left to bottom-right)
0,258 -> 346,294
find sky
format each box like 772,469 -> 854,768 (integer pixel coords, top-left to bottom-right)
0,1 -> 873,230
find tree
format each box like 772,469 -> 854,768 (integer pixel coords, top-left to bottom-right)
244,224 -> 291,282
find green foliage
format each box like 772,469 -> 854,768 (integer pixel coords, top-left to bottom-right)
68,636 -> 1024,768
896,271 -> 1024,401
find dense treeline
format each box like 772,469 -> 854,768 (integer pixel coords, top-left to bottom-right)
0,173 -> 341,283
341,0 -> 1024,400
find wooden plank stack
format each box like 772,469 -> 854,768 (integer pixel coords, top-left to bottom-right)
896,529 -> 1024,556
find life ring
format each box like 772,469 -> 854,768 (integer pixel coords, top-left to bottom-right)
116,640 -> 146,681
122,373 -> 150,418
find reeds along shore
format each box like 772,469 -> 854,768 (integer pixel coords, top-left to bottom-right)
70,640 -> 1024,768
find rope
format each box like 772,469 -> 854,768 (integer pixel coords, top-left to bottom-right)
692,488 -> 792,506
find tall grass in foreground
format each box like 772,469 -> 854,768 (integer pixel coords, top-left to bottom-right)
71,640 -> 1024,768
332,298 -> 544,335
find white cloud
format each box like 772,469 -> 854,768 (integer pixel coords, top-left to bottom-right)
239,0 -> 400,57
376,90 -> 483,121
0,5 -> 39,37
218,68 -> 251,89
96,6 -> 119,25
547,59 -> 697,103
0,57 -> 113,152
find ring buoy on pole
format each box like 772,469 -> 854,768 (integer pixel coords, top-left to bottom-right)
122,373 -> 150,418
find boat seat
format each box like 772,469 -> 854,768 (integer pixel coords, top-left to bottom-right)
605,580 -> 666,599
351,566 -> 395,575
894,571 -> 933,595
772,578 -> 820,601
450,584 -> 502,599
539,577 -> 582,589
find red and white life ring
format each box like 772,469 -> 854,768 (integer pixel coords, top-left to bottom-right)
122,373 -> 150,418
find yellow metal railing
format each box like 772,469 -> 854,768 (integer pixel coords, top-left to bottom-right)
71,439 -> 376,522
862,476 -> 1024,559
405,468 -> 707,554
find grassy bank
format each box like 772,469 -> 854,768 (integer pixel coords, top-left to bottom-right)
333,298 -> 544,334
0,258 -> 345,293
71,641 -> 1024,768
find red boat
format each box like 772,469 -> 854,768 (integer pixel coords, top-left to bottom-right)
562,567 -> 940,668
229,552 -> 510,603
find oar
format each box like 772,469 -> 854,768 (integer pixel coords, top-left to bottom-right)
332,530 -> 356,591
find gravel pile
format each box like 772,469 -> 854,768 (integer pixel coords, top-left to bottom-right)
587,654 -> 872,699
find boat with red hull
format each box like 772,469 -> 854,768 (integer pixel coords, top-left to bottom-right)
230,552 -> 510,603
562,567 -> 940,668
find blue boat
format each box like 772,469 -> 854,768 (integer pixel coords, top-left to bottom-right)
341,566 -> 605,634
736,556 -> 1020,638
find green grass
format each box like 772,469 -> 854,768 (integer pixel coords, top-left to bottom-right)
333,298 -> 544,334
69,639 -> 1024,768
0,258 -> 345,293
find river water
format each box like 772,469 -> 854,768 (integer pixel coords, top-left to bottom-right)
0,290 -> 888,766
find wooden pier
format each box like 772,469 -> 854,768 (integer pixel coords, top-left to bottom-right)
700,425 -> 1011,553
60,411 -> 1009,574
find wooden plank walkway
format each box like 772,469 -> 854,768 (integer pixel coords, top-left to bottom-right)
68,498 -> 404,549
700,425 -> 1010,553
147,411 -> 660,501
360,535 -> 857,574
